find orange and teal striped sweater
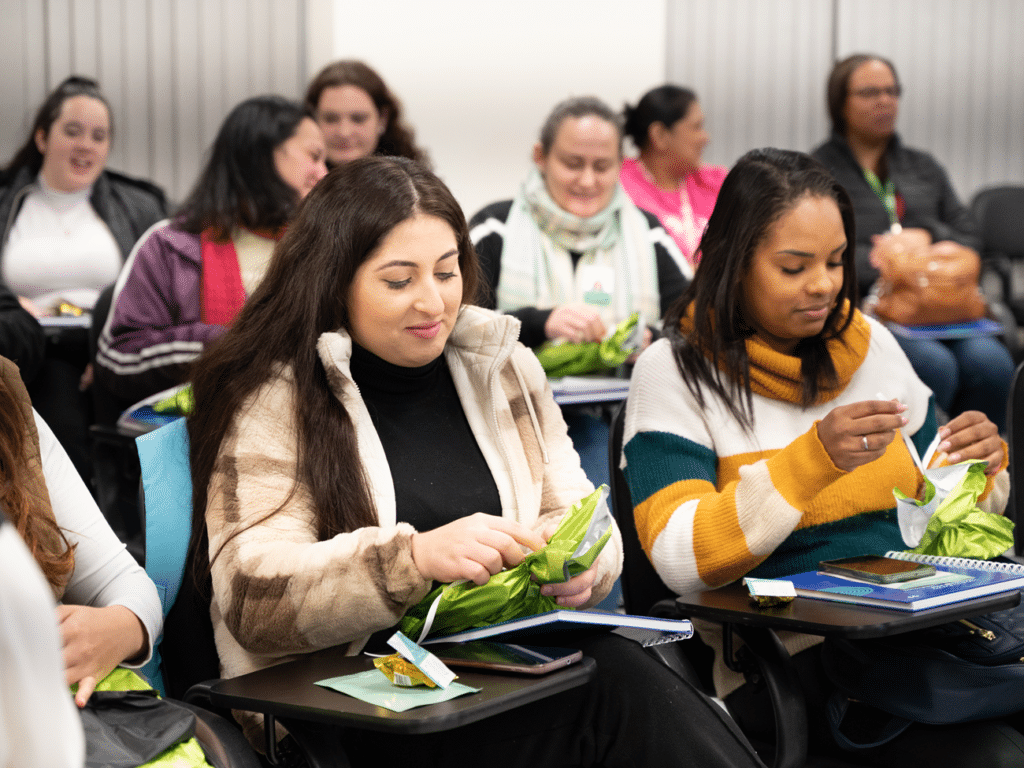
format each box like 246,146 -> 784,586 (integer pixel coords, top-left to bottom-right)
622,311 -> 1008,595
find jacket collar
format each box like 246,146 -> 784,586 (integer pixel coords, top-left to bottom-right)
316,305 -> 521,387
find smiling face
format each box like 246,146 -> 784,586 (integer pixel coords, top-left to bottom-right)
273,117 -> 328,200
533,115 -> 621,219
35,95 -> 111,193
315,84 -> 387,165
660,101 -> 709,176
347,214 -> 462,367
742,195 -> 847,354
842,59 -> 900,143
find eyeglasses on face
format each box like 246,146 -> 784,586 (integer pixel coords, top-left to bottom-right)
850,85 -> 901,100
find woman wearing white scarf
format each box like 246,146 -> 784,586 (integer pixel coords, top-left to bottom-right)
470,96 -> 691,351
469,96 -> 690,501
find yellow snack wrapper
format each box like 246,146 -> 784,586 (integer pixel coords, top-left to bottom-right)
56,301 -> 84,317
373,653 -> 438,688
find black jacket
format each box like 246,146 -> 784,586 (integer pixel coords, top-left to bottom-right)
811,132 -> 981,297
0,165 -> 167,261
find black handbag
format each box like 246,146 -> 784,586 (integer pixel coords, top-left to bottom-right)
80,688 -> 197,768
821,601 -> 1024,749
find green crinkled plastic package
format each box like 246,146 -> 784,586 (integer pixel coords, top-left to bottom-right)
895,460 -> 1014,560
535,313 -> 641,377
401,486 -> 612,642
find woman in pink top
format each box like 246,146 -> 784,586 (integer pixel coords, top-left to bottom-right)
621,85 -> 727,266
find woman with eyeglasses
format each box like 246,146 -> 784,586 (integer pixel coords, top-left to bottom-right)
811,54 -> 1013,433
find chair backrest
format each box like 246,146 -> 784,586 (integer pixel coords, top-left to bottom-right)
1007,361 -> 1024,557
972,185 -> 1024,259
607,401 -> 679,616
136,418 -> 220,700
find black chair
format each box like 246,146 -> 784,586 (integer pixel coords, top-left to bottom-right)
88,282 -> 144,560
1006,361 -> 1024,557
608,401 -> 860,768
972,185 -> 1024,356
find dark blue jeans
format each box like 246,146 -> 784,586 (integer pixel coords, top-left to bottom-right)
893,334 -> 1013,432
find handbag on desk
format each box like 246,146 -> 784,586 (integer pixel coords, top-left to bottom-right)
821,599 -> 1024,749
871,238 -> 987,327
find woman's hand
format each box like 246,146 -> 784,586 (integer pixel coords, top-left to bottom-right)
545,304 -> 607,344
17,295 -> 44,317
411,514 -> 546,586
936,411 -> 1005,475
537,519 -> 598,608
816,399 -> 908,472
57,604 -> 148,707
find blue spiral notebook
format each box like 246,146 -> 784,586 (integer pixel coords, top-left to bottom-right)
785,552 -> 1024,611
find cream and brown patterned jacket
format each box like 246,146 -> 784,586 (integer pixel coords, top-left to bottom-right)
205,305 -> 623,742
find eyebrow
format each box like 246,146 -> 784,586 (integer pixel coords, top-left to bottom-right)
777,242 -> 847,258
373,249 -> 458,271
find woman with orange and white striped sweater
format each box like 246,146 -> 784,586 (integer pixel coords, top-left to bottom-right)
623,148 -> 1014,765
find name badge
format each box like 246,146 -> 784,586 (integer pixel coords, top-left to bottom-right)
577,264 -> 614,307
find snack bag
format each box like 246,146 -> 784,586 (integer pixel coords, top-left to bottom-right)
896,460 -> 1014,560
401,486 -> 612,642
536,313 -> 642,377
153,385 -> 194,416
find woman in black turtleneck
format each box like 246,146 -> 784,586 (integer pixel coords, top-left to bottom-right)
184,156 -> 766,768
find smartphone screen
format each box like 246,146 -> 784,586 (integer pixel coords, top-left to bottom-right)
432,642 -> 583,675
819,555 -> 936,584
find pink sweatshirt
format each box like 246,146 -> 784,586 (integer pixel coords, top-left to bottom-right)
620,157 -> 727,266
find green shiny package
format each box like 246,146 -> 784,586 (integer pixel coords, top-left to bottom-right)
536,313 -> 642,378
895,460 -> 1014,560
401,486 -> 612,642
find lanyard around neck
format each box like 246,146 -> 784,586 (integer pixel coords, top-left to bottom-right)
862,168 -> 898,227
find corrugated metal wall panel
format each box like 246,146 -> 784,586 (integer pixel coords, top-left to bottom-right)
837,0 -> 1024,201
666,0 -> 1023,199
0,0 -> 309,205
666,0 -> 834,170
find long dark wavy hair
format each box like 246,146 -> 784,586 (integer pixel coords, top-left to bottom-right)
663,148 -> 858,429
0,372 -> 75,592
2,75 -> 111,179
186,156 -> 480,577
305,60 -> 429,166
175,95 -> 313,240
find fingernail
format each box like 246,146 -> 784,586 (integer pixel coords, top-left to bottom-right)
901,416 -> 908,425
938,428 -> 950,438
896,402 -> 907,412
948,453 -> 961,463
939,441 -> 951,452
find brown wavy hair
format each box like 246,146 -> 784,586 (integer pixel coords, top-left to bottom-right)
186,156 -> 479,578
0,374 -> 75,592
305,60 -> 430,167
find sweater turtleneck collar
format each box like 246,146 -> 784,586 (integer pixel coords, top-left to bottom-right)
349,342 -> 444,396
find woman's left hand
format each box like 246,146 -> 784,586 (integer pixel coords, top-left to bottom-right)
936,411 -> 1005,475
58,604 -> 147,707
537,520 -> 599,608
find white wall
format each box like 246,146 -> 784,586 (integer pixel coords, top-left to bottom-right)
325,0 -> 1024,216
322,0 -> 668,218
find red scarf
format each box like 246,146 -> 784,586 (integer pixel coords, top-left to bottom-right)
200,231 -> 246,325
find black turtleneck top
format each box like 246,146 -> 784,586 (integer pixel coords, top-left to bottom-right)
349,343 -> 502,532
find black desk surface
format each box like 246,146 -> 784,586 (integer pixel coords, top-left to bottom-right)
674,583 -> 1022,639
208,646 -> 596,734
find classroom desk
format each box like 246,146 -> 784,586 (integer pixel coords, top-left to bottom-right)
207,646 -> 596,764
668,584 -> 1022,768
673,582 -> 1021,639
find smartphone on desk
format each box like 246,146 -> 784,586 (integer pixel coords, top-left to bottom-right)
431,642 -> 583,675
819,555 -> 936,584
